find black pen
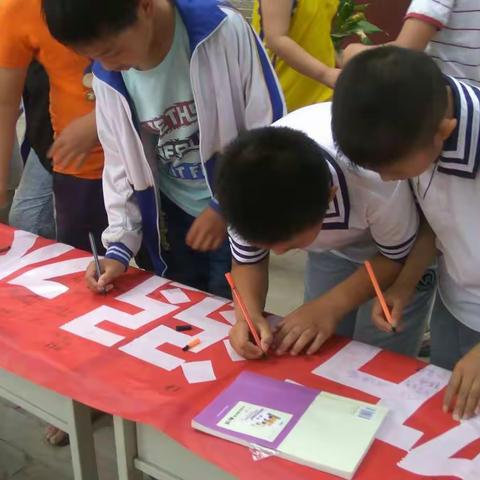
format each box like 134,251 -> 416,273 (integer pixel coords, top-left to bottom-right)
88,232 -> 106,294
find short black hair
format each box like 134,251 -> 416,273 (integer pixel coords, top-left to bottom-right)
42,0 -> 140,46
332,46 -> 447,169
216,127 -> 331,245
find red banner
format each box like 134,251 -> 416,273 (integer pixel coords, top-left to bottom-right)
0,225 -> 478,480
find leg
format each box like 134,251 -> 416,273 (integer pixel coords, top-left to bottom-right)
67,400 -> 99,480
160,194 -> 209,290
8,149 -> 55,239
304,251 -> 359,338
0,138 -> 24,224
113,416 -> 142,480
53,173 -> 108,253
430,295 -> 463,371
207,238 -> 232,299
354,267 -> 436,356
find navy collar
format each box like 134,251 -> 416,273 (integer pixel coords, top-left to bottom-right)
438,75 -> 480,179
321,148 -> 350,230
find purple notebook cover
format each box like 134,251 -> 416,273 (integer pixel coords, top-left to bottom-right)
193,371 -> 318,450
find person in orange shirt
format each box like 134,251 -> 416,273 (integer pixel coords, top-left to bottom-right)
0,0 -> 108,446
0,0 -> 107,255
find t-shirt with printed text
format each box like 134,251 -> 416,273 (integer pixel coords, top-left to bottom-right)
122,9 -> 211,218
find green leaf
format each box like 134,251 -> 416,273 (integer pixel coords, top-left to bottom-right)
356,19 -> 383,33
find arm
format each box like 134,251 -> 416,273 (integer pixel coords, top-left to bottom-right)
0,67 -> 26,207
371,214 -> 437,330
275,253 -> 402,355
229,258 -> 273,359
261,0 -> 339,88
85,75 -> 143,293
48,110 -> 99,169
341,17 -> 437,65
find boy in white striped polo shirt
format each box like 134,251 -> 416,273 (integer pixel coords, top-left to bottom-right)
332,46 -> 480,422
343,0 -> 480,87
216,102 -> 435,360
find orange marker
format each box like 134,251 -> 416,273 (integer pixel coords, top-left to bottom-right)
225,272 -> 263,351
364,260 -> 397,333
182,337 -> 201,351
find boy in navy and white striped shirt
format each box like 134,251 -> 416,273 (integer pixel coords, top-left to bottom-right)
343,0 -> 480,87
216,102 -> 435,360
332,46 -> 480,423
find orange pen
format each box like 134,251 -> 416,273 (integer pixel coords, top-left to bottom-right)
225,272 -> 264,351
182,337 -> 201,351
364,260 -> 397,333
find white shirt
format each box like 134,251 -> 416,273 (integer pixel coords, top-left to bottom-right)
406,0 -> 480,86
229,103 -> 419,266
414,76 -> 480,330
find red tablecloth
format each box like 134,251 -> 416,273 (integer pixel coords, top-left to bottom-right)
0,225 -> 478,480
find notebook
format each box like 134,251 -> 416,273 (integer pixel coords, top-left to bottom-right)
192,371 -> 388,479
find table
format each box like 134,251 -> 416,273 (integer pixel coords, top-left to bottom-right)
113,417 -> 234,480
1,226 -> 479,480
0,369 -> 98,480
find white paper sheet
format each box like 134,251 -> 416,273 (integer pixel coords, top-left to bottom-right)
223,339 -> 246,362
181,360 -> 216,384
399,417 -> 480,479
120,325 -> 188,371
174,297 -> 230,353
0,230 -> 73,281
161,288 -> 190,304
9,257 -> 91,299
220,309 -> 236,325
313,341 -> 450,451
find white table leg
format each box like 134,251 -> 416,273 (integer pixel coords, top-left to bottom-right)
67,400 -> 99,480
114,416 -> 142,480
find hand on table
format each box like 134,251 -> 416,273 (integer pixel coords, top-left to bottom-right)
229,314 -> 273,360
85,258 -> 125,293
273,300 -> 339,356
443,343 -> 480,421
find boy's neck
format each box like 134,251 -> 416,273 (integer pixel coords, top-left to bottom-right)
139,0 -> 176,70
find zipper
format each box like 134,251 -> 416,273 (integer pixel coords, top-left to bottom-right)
189,14 -> 228,200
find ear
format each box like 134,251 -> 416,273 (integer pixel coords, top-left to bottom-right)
437,117 -> 457,142
139,0 -> 154,17
328,185 -> 338,202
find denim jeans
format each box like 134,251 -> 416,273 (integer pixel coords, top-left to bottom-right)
53,172 -> 107,254
430,295 -> 480,371
0,138 -> 24,224
8,148 -> 55,239
158,193 -> 232,299
304,250 -> 436,357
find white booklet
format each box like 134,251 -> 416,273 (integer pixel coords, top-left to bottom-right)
192,371 -> 389,479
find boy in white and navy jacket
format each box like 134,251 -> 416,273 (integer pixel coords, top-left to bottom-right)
332,46 -> 480,423
42,0 -> 285,298
216,102 -> 435,360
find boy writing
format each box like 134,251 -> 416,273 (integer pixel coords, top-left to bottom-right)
332,46 -> 480,421
216,103 -> 435,359
42,0 -> 285,298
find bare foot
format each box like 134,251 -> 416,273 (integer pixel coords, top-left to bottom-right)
44,425 -> 69,447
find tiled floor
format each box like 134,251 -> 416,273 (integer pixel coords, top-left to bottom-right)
0,251 -> 306,479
